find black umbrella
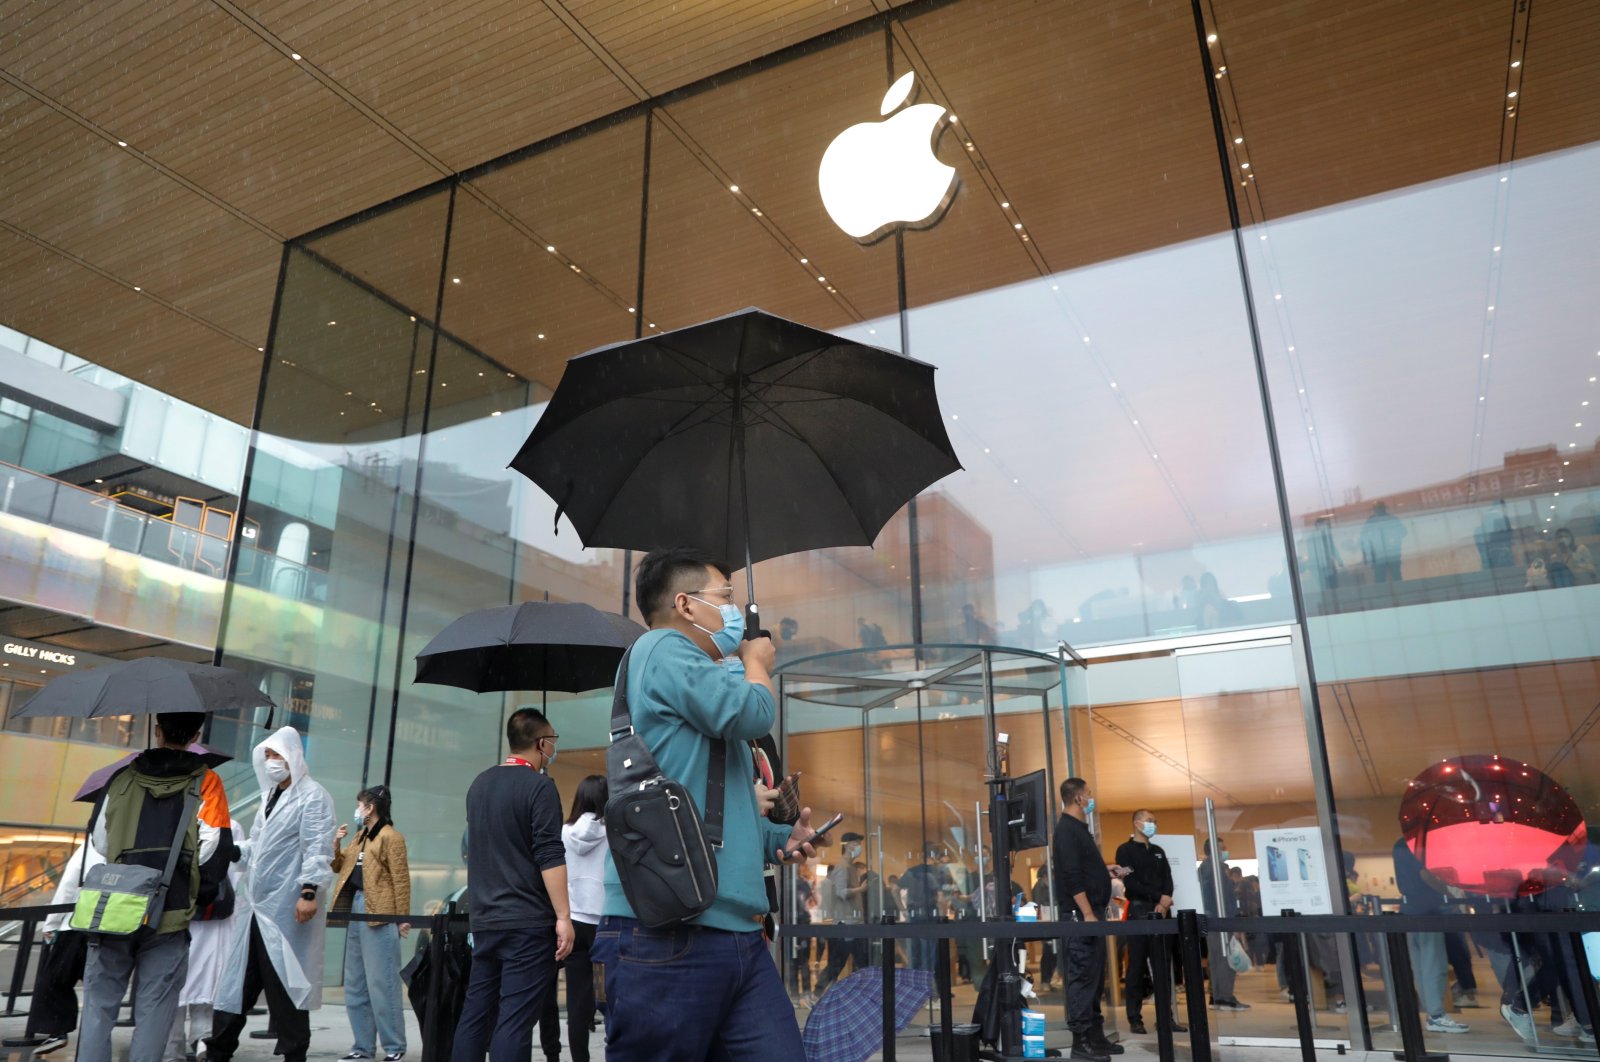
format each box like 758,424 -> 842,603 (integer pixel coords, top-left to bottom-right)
13,658 -> 275,719
414,600 -> 645,694
510,307 -> 961,611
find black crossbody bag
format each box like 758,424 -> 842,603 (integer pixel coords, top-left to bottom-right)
605,645 -> 727,929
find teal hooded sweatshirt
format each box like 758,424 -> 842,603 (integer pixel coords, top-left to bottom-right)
602,628 -> 793,932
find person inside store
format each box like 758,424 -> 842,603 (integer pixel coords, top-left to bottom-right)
208,727 -> 336,1062
331,784 -> 411,1062
1051,777 -> 1126,1061
1391,837 -> 1470,1035
558,774 -> 610,1062
591,547 -> 825,1062
1197,838 -> 1249,1013
1114,809 -> 1185,1036
900,844 -> 954,972
816,832 -> 869,995
451,708 -> 572,1062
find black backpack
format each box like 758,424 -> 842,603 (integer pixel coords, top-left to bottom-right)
604,645 -> 727,928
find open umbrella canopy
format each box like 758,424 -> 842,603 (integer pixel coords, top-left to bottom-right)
802,966 -> 933,1062
510,308 -> 961,575
74,743 -> 233,803
13,657 -> 274,720
414,600 -> 646,694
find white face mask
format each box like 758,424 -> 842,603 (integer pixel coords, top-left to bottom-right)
264,759 -> 290,783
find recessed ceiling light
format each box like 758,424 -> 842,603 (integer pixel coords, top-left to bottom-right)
133,285 -> 141,291
799,257 -> 808,264
452,277 -> 461,284
627,307 -> 636,313
537,333 -> 545,339
1233,137 -> 1243,144
290,52 -> 302,61
817,276 -> 826,282
327,320 -> 336,326
258,347 -> 264,352
491,411 -> 502,417
1013,222 -> 1023,229
1001,201 -> 1010,209
1511,60 -> 1522,68
546,245 -> 555,252
117,140 -> 128,147
1508,91 -> 1518,99
94,478 -> 103,484
729,184 -> 740,193
1207,33 -> 1218,43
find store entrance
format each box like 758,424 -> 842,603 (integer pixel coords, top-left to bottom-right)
1073,627 -> 1362,1048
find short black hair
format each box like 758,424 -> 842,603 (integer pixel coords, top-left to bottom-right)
506,707 -> 553,754
635,547 -> 728,623
1131,808 -> 1154,824
1060,777 -> 1088,805
155,711 -> 205,747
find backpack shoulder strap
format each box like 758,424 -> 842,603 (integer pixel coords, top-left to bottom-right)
160,777 -> 203,890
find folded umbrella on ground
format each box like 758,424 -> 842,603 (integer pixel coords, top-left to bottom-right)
413,600 -> 645,694
13,657 -> 274,720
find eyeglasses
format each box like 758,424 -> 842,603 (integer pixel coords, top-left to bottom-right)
686,586 -> 735,599
541,733 -> 560,744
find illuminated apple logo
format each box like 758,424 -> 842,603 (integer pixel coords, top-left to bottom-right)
818,71 -> 958,242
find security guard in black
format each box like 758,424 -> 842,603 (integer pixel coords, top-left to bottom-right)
1114,810 -> 1175,1032
1050,779 -> 1122,1059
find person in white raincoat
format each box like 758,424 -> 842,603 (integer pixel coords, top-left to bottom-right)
205,727 -> 336,1062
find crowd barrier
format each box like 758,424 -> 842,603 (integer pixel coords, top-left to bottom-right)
785,909 -> 1600,1062
0,901 -> 468,1060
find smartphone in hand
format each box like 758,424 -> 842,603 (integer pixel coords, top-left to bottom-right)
783,812 -> 845,860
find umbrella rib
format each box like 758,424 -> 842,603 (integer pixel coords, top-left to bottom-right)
741,391 -> 874,543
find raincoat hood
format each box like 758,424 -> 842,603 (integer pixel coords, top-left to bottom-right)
253,725 -> 311,792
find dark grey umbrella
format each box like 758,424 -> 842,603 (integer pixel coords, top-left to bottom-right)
414,600 -> 646,694
13,657 -> 274,719
509,307 -> 961,611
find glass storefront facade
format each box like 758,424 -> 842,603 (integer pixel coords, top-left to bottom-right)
16,0 -> 1583,1053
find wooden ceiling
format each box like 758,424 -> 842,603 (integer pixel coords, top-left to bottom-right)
1,0 -> 1597,429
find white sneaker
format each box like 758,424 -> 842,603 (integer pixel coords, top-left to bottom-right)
1427,1015 -> 1469,1034
1553,1017 -> 1583,1038
1502,1004 -> 1537,1044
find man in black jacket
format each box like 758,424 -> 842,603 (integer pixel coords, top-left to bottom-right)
1051,778 -> 1123,1061
1113,810 -> 1184,1036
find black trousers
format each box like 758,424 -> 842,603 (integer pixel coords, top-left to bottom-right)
1125,928 -> 1157,1021
207,919 -> 311,1062
536,923 -> 599,1060
816,935 -> 869,993
1065,934 -> 1107,1036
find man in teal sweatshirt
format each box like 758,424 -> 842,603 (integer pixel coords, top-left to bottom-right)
595,547 -> 824,1061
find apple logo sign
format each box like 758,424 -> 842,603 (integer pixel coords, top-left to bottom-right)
819,71 -> 958,243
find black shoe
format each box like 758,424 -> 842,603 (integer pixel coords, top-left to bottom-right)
1170,1020 -> 1188,1033
1089,1031 -> 1125,1055
1070,1037 -> 1110,1062
33,1037 -> 70,1057
1128,1018 -> 1148,1035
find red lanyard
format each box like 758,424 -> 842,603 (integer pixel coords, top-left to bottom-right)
503,756 -> 538,770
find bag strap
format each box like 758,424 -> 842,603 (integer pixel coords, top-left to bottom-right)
609,642 -> 729,847
159,777 -> 203,891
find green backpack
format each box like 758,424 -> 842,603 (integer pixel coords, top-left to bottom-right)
72,767 -> 203,936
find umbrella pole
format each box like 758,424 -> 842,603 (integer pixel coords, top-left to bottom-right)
735,407 -> 759,633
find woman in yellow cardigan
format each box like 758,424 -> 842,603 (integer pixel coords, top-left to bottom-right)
331,785 -> 411,1062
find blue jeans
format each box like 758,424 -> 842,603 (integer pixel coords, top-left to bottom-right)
344,892 -> 407,1056
593,916 -> 804,1062
450,926 -> 557,1062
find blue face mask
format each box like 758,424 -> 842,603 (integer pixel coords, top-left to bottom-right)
1084,797 -> 1096,816
690,596 -> 745,658
1141,821 -> 1157,838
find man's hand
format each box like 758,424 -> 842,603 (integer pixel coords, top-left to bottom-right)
754,780 -> 779,816
42,930 -> 55,944
776,806 -> 827,864
738,633 -> 776,673
1082,911 -> 1100,922
398,923 -> 410,939
1156,895 -> 1173,917
295,898 -> 317,924
554,917 -> 575,961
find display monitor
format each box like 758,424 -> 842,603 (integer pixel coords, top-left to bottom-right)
1006,770 -> 1050,851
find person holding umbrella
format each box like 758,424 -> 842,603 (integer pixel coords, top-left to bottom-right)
593,547 -> 826,1062
78,711 -> 233,1062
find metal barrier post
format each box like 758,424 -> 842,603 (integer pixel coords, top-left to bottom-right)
882,933 -> 896,1062
1176,910 -> 1212,1062
1277,913 -> 1316,1062
1566,932 -> 1600,1061
4,915 -> 36,1015
1150,932 -> 1176,1062
1382,926 -> 1444,1062
937,936 -> 954,1062
422,911 -> 447,1062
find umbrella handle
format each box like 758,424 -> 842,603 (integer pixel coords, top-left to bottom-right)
744,603 -> 769,641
